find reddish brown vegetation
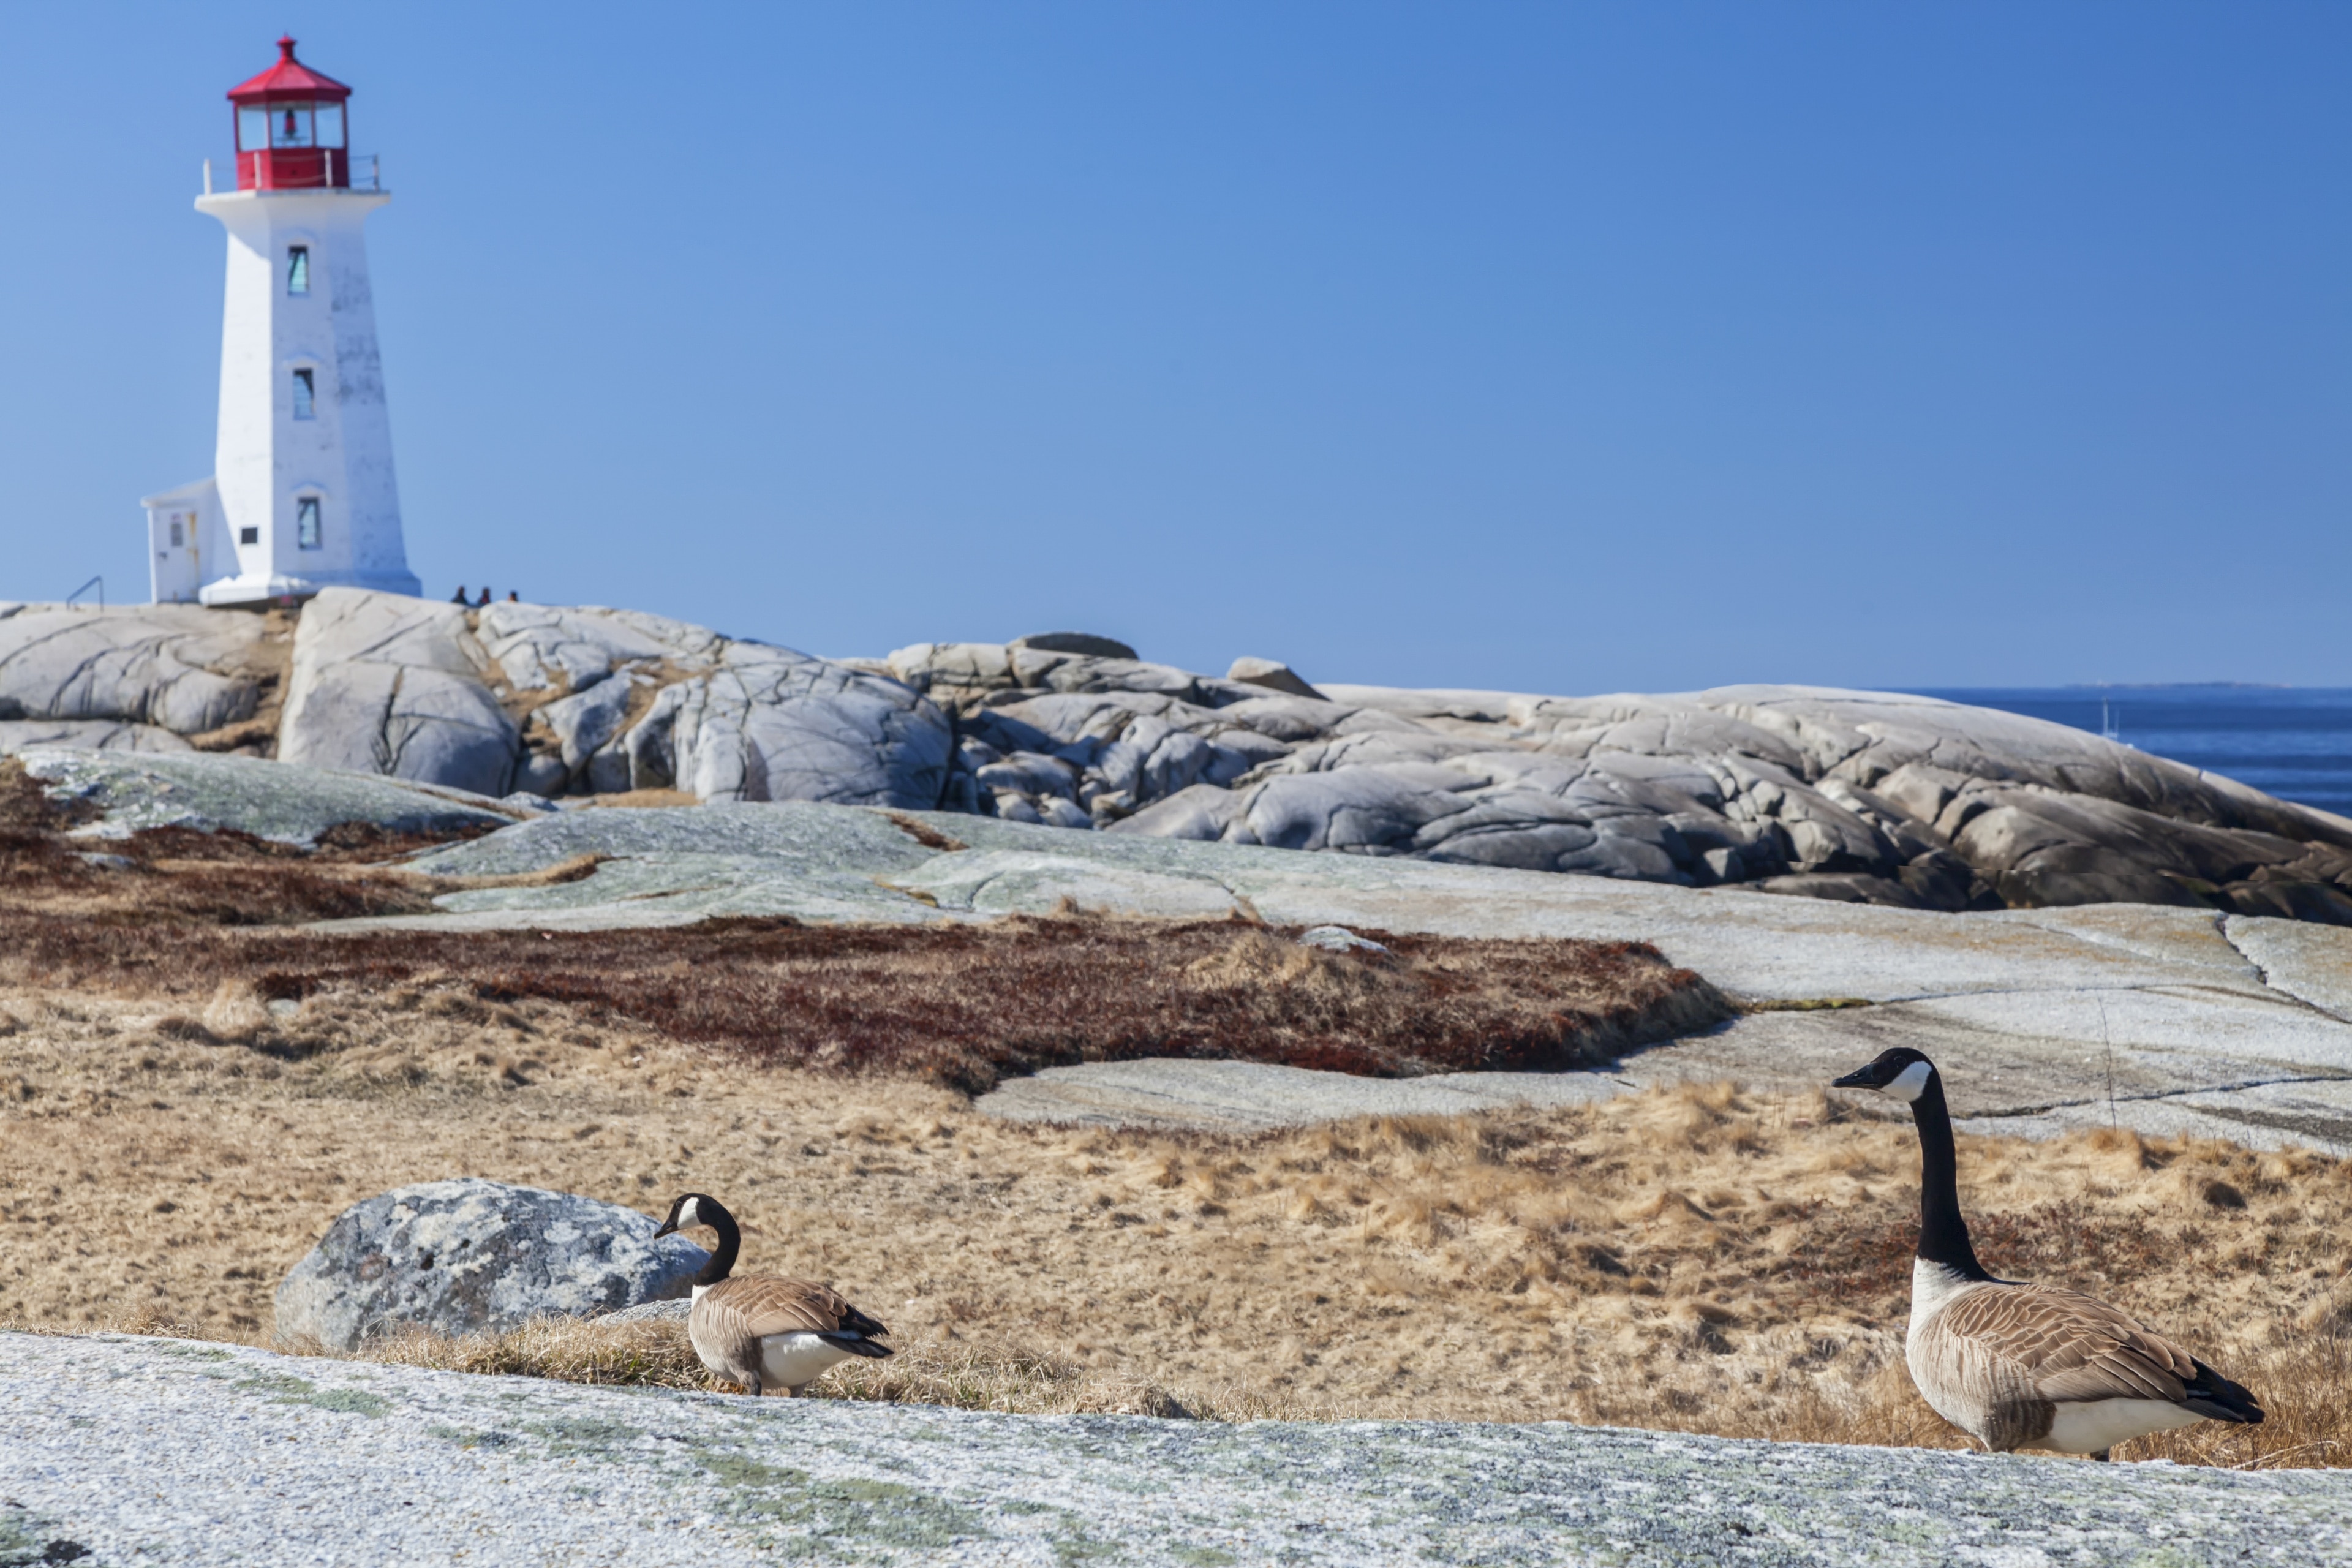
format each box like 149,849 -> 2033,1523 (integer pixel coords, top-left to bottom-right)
1,759 -> 494,925
4,913 -> 1722,1092
1,760 -> 1727,1090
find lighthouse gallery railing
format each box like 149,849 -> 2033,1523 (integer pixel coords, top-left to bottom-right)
202,154 -> 383,195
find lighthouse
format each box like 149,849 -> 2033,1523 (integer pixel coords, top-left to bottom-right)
143,37 -> 420,607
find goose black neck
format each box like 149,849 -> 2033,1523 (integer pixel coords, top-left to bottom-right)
1910,1075 -> 1990,1280
695,1200 -> 741,1287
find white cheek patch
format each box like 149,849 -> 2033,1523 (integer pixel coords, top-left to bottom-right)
1885,1061 -> 1933,1102
678,1197 -> 702,1227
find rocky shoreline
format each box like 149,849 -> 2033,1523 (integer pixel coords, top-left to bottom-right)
6,592 -> 2351,924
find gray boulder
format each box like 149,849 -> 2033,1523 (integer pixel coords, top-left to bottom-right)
474,602 -> 720,694
0,603 -> 265,735
630,642 -> 952,807
884,641 -> 1257,710
595,1297 -> 692,1324
1227,656 -> 1329,701
274,1178 -> 709,1351
537,674 -> 637,774
279,589 -> 521,798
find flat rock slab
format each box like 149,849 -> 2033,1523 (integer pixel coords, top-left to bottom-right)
4,1335 -> 2348,1567
375,802 -> 2293,1006
2226,916 -> 2352,1022
20,746 -> 521,846
979,1058 -> 1633,1133
347,799 -> 2352,1146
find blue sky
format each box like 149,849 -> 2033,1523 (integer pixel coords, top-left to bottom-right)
1,4 -> 2345,692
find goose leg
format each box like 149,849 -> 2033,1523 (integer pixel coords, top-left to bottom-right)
744,1374 -> 763,1397
2091,1449 -> 2111,1462
786,1382 -> 810,1398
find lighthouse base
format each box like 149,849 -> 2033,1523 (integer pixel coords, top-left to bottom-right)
198,567 -> 423,609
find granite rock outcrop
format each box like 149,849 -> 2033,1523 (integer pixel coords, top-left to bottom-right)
886,641 -> 2352,921
0,601 -> 270,742
279,590 -> 521,797
276,590 -> 954,809
13,598 -> 2352,923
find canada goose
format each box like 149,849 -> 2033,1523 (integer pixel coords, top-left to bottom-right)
651,1193 -> 894,1396
1831,1047 -> 2263,1458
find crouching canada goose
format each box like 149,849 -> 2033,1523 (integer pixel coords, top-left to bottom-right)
1832,1047 -> 2263,1459
652,1193 -> 894,1396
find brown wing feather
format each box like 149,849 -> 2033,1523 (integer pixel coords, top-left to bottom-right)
699,1276 -> 892,1343
1937,1284 -> 2194,1404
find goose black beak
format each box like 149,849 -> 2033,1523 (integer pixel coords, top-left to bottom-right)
1830,1066 -> 1879,1090
651,1219 -> 677,1239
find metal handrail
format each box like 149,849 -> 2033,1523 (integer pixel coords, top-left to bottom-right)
203,153 -> 383,195
66,575 -> 103,609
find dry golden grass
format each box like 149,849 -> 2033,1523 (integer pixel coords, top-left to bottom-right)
352,1315 -> 1273,1420
6,985 -> 2346,1468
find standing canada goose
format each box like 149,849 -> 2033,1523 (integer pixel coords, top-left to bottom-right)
652,1193 -> 894,1396
1831,1047 -> 2263,1459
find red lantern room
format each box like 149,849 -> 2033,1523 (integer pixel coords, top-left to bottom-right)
227,36 -> 353,192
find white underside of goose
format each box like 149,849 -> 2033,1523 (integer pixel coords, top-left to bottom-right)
759,1332 -> 859,1391
2045,1398 -> 2204,1454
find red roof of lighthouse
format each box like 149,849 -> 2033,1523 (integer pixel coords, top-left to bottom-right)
227,37 -> 352,103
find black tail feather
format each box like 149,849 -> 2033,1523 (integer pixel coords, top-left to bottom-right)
821,1333 -> 894,1360
839,1305 -> 891,1340
2183,1359 -> 2263,1425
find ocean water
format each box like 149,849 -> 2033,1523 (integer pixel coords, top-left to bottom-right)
1915,687 -> 2352,820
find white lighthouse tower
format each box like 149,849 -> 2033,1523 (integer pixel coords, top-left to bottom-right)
144,37 -> 420,607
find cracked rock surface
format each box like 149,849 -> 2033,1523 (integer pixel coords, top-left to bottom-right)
278,589 -> 522,797
4,1333 -> 2348,1566
279,590 -> 954,809
892,638 -> 2352,923
16,603 -> 2352,930
0,601 -> 267,739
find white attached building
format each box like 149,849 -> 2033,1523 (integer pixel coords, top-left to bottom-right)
145,37 -> 420,608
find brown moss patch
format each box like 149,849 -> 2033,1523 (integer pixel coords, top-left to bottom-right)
0,756 -> 1725,1088
0,912 -> 1724,1093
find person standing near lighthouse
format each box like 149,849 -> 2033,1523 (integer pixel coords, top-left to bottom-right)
143,37 -> 421,607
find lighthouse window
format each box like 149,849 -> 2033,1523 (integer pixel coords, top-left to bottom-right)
287,247 -> 310,295
296,498 -> 323,551
292,368 -> 316,420
168,517 -> 184,548
271,105 -> 315,149
238,107 -> 268,151
239,526 -> 259,546
316,104 -> 345,148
